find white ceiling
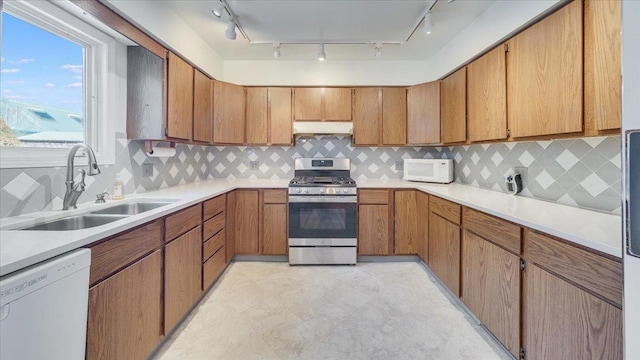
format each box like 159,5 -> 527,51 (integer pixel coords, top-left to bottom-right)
165,0 -> 496,61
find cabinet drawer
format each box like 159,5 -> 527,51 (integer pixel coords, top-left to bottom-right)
525,230 -> 623,307
203,195 -> 225,220
430,196 -> 461,225
203,212 -> 225,241
264,189 -> 287,203
203,229 -> 225,262
203,246 -> 226,290
358,189 -> 389,204
166,204 -> 202,242
89,219 -> 163,286
463,207 -> 521,254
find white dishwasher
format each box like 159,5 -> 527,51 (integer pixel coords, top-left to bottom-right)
0,249 -> 91,360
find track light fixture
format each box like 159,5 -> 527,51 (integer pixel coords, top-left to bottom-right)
273,43 -> 281,59
317,43 -> 326,61
374,43 -> 382,58
423,12 -> 434,35
225,17 -> 237,40
212,1 -> 224,18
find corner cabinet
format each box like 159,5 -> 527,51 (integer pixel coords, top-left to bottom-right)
213,80 -> 246,144
428,196 -> 461,296
506,0 -> 583,138
394,190 -> 428,255
440,68 -> 466,144
407,81 -> 440,145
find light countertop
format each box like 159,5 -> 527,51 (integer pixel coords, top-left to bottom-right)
0,178 -> 621,277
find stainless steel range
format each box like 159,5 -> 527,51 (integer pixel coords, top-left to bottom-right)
288,158 -> 357,265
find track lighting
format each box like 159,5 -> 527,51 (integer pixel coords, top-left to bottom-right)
212,2 -> 224,18
317,43 -> 326,61
225,18 -> 237,40
274,43 -> 281,59
374,43 -> 382,58
423,12 -> 434,35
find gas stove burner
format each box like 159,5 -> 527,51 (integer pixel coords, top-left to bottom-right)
288,176 -> 357,187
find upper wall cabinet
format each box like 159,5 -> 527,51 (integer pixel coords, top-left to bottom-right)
407,81 -> 440,145
584,0 -> 621,133
192,69 -> 213,143
246,87 -> 293,145
507,0 -> 583,139
352,88 -> 407,146
167,52 -> 194,141
294,88 -> 352,121
440,68 -> 466,144
127,46 -> 165,140
213,80 -> 246,144
467,45 -> 508,142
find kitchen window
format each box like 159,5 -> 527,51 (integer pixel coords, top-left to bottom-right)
0,0 -> 116,168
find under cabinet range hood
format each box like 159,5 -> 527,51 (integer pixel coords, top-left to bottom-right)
293,121 -> 353,135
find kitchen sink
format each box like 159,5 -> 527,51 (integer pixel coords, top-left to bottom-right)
18,214 -> 129,231
90,201 -> 173,215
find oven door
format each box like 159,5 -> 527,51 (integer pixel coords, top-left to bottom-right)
288,196 -> 357,243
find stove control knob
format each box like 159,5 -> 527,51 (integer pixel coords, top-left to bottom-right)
295,188 -> 302,194
303,188 -> 309,194
320,189 -> 325,194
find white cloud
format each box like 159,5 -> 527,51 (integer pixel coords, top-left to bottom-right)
10,59 -> 34,64
67,82 -> 83,88
6,80 -> 24,85
1,69 -> 20,73
60,64 -> 83,74
44,83 -> 55,88
3,89 -> 11,93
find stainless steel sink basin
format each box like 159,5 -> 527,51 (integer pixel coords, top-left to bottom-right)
90,202 -> 173,215
19,215 -> 129,231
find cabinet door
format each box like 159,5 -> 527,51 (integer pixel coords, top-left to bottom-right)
352,88 -> 381,145
164,226 -> 202,332
167,52 -> 194,140
324,88 -> 352,121
269,87 -> 293,145
233,190 -> 260,254
294,88 -> 322,120
394,190 -> 418,254
87,250 -> 162,360
584,0 -> 621,132
213,81 -> 246,144
126,47 -> 164,140
428,212 -> 461,296
467,46 -> 507,142
192,70 -> 212,143
358,204 -> 390,255
507,1 -> 582,138
441,68 -> 466,144
226,191 -> 236,261
382,88 -> 407,145
407,81 -> 440,145
416,191 -> 429,263
523,264 -> 623,360
462,230 -> 520,357
246,87 -> 268,144
263,203 -> 288,255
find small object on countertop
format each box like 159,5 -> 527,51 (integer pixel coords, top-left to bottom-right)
112,173 -> 125,200
95,192 -> 109,203
506,173 -> 523,195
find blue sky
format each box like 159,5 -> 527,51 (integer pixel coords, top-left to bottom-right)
1,11 -> 84,114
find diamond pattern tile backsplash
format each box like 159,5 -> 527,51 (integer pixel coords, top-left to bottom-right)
0,133 -> 622,218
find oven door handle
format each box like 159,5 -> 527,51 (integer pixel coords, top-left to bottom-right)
288,196 -> 357,203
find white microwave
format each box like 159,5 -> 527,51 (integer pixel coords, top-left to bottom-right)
403,159 -> 454,184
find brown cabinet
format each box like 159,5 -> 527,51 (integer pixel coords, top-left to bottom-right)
353,88 -> 407,146
584,0 -> 621,133
246,87 -> 293,145
507,0 -> 583,138
192,69 -> 213,143
394,190 -> 419,255
358,189 -> 392,255
467,45 -> 508,142
167,52 -> 194,141
203,195 -> 226,289
164,226 -> 202,332
231,190 -> 260,254
440,68 -> 466,144
428,196 -> 461,296
294,87 -> 352,121
407,81 -> 440,145
262,189 -> 288,255
87,250 -> 163,360
415,191 -> 429,263
213,80 -> 246,144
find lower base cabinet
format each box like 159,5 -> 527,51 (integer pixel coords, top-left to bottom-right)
203,246 -> 227,288
428,212 -> 461,296
86,250 -> 163,360
358,204 -> 390,255
263,203 -> 288,254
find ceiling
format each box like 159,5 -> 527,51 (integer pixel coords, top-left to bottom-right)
165,0 -> 496,61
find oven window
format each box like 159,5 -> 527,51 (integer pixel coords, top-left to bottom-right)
300,209 -> 346,230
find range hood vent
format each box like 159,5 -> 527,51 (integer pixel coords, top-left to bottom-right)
293,121 -> 353,135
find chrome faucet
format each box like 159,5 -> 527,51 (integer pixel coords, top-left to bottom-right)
63,144 -> 101,210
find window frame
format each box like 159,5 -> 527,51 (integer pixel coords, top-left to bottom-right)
0,0 -> 116,168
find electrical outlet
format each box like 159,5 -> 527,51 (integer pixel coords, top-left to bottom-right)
514,166 -> 528,186
250,161 -> 260,170
395,161 -> 404,171
142,163 -> 153,178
